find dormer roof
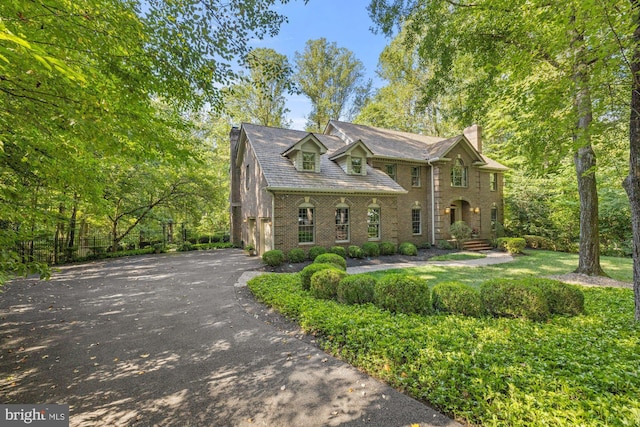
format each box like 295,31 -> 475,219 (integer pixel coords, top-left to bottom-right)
281,133 -> 328,158
328,139 -> 374,161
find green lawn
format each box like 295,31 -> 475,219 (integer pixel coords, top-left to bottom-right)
248,250 -> 639,427
429,251 -> 487,262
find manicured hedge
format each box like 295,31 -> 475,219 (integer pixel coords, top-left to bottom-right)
497,237 -> 526,254
262,249 -> 285,267
398,242 -> 418,256
531,278 -> 585,315
480,278 -> 550,321
310,268 -> 347,300
300,263 -> 337,290
379,242 -> 397,256
314,253 -> 347,270
287,248 -> 306,263
308,246 -> 327,261
374,274 -> 431,315
348,245 -> 365,259
523,235 -> 557,251
431,281 -> 484,317
330,246 -> 347,258
337,274 -> 377,305
361,242 -> 380,257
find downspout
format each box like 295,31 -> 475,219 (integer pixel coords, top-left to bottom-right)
271,191 -> 275,251
428,160 -> 436,245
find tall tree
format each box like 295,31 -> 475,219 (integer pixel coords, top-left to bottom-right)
225,48 -> 293,127
294,38 -> 371,132
368,0 -> 632,276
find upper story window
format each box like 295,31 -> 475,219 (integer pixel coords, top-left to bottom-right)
351,157 -> 363,175
490,172 -> 497,191
298,206 -> 315,244
451,158 -> 468,187
302,152 -> 316,171
411,166 -> 421,187
385,164 -> 396,181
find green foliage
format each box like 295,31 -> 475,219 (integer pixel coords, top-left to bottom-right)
431,282 -> 484,317
480,279 -> 550,321
523,235 -> 557,251
379,241 -> 397,255
348,245 -> 365,259
310,268 -> 348,300
497,237 -> 526,254
299,263 -> 337,291
287,248 -> 306,263
337,274 -> 377,305
314,253 -> 347,270
262,249 -> 285,267
361,242 -> 381,257
177,242 -> 194,252
248,272 -> 639,427
436,239 -> 454,250
308,246 -> 327,261
153,243 -> 166,254
330,246 -> 347,258
531,278 -> 585,316
449,221 -> 472,245
398,242 -> 418,256
374,274 -> 431,315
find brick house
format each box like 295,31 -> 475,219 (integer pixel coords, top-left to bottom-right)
230,120 -> 507,255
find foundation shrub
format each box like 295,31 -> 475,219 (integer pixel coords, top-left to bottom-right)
480,279 -> 550,321
314,253 -> 347,270
330,246 -> 347,258
398,242 -> 418,256
379,242 -> 397,256
431,281 -> 485,317
361,242 -> 380,257
348,245 -> 365,259
300,263 -> 337,290
287,248 -> 306,263
262,250 -> 285,267
310,268 -> 347,300
308,246 -> 327,261
337,274 -> 377,305
374,274 -> 431,315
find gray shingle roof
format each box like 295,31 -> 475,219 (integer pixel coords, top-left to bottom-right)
241,123 -> 407,194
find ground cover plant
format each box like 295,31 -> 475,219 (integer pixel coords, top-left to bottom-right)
247,250 -> 639,426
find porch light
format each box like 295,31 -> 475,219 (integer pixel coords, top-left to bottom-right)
474,207 -> 480,214
444,207 -> 450,214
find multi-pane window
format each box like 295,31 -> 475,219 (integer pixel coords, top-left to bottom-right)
385,164 -> 396,181
411,167 -> 421,187
490,172 -> 497,191
451,158 -> 468,187
367,207 -> 381,240
298,207 -> 315,243
335,208 -> 350,241
302,152 -> 316,171
411,208 -> 421,235
491,206 -> 498,231
351,157 -> 363,174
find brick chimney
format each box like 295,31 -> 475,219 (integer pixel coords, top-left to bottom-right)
463,124 -> 482,153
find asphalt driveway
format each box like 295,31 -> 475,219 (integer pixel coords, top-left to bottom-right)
0,249 -> 460,426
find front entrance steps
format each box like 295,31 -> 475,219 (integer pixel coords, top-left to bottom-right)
462,239 -> 492,251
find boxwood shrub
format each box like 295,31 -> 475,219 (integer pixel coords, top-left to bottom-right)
314,253 -> 347,270
330,246 -> 347,258
348,245 -> 365,259
523,235 -> 557,251
262,250 -> 285,267
480,278 -> 550,321
337,274 -> 377,305
299,263 -> 337,290
431,281 -> 484,317
287,248 -> 306,263
379,241 -> 397,256
310,268 -> 347,300
398,242 -> 418,256
308,246 -> 327,261
530,278 -> 585,315
496,237 -> 526,254
361,242 -> 380,257
374,274 -> 431,315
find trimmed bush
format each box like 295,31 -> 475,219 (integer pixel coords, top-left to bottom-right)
436,239 -> 454,250
361,242 -> 380,257
431,281 -> 484,317
531,278 -> 585,315
374,274 -> 431,315
337,274 -> 377,305
418,242 -> 432,249
299,263 -> 337,290
480,279 -> 550,321
523,235 -> 557,251
496,237 -> 526,254
379,241 -> 397,256
308,246 -> 327,261
287,248 -> 306,263
348,245 -> 365,259
314,253 -> 347,270
262,250 -> 285,267
310,268 -> 347,300
398,242 -> 418,256
330,246 -> 347,258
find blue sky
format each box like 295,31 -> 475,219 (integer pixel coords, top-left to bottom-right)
251,1 -> 392,130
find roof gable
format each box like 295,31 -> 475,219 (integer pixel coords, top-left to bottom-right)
428,135 -> 486,165
328,139 -> 373,161
282,133 -> 328,157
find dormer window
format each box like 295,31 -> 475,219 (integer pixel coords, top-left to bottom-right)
351,157 -> 363,175
302,152 -> 316,171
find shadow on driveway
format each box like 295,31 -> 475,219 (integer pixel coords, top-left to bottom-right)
0,249 -> 460,427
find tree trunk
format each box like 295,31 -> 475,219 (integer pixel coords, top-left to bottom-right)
572,22 -> 604,276
624,0 -> 640,321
